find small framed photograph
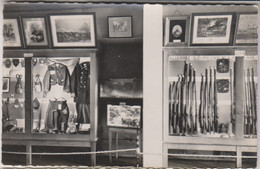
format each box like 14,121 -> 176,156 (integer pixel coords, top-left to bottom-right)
3,19 -> 22,47
234,13 -> 258,45
108,16 -> 132,38
2,77 -> 10,93
191,13 -> 235,45
50,14 -> 96,47
164,16 -> 189,46
21,16 -> 49,48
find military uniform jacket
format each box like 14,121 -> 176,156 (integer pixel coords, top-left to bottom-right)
43,63 -> 71,93
71,62 -> 90,104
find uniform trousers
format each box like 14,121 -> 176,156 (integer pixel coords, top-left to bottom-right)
46,100 -> 69,132
76,103 -> 90,124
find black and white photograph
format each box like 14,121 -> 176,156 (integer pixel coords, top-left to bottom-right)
234,13 -> 258,45
108,16 -> 132,37
3,19 -> 22,47
22,17 -> 49,47
164,16 -> 189,46
0,1 -> 259,169
50,14 -> 96,47
191,13 -> 234,45
2,77 -> 10,93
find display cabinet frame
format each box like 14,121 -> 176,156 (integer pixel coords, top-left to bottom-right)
2,49 -> 99,166
162,47 -> 258,168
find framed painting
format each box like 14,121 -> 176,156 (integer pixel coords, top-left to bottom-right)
164,16 -> 189,46
191,13 -> 235,45
234,12 -> 258,45
108,16 -> 132,38
21,16 -> 49,48
50,14 -> 96,47
2,77 -> 10,93
3,19 -> 22,47
107,104 -> 141,128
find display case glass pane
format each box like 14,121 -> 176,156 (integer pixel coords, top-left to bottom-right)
2,58 -> 25,133
31,57 -> 91,134
168,55 -> 236,137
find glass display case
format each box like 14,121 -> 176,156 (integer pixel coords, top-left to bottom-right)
2,58 -> 25,133
166,55 -> 237,137
31,57 -> 91,134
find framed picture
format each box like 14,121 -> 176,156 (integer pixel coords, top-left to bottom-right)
234,13 -> 258,45
3,19 -> 22,47
164,16 -> 189,46
21,16 -> 49,48
50,14 -> 96,47
107,104 -> 141,128
108,16 -> 132,38
2,77 -> 10,93
191,13 -> 235,45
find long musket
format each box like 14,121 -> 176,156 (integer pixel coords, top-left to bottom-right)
199,74 -> 204,133
208,67 -> 213,133
244,70 -> 249,135
169,82 -> 174,134
204,68 -> 209,133
177,75 -> 182,134
230,68 -> 235,127
182,62 -> 189,134
172,80 -> 179,134
191,68 -> 197,133
250,67 -> 257,135
214,67 -> 218,133
247,68 -> 253,134
187,65 -> 193,133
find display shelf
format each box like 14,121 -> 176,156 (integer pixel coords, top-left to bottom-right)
98,37 -> 142,44
3,48 -> 98,58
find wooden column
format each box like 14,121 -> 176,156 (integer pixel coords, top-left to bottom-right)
25,57 -> 32,134
234,56 -> 244,138
26,142 -> 32,165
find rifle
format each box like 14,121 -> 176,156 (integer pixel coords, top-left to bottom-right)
250,68 -> 257,135
172,80 -> 179,134
176,75 -> 182,134
199,74 -> 204,133
187,64 -> 193,133
182,62 -> 189,135
191,68 -> 197,134
208,67 -> 213,133
247,68 -> 253,134
204,68 -> 208,133
244,70 -> 249,135
214,67 -> 218,133
169,82 -> 174,134
230,68 -> 235,127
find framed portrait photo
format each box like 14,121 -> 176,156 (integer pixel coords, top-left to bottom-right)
3,19 -> 22,47
50,14 -> 96,47
234,13 -> 258,45
164,16 -> 189,46
2,77 -> 10,93
22,17 -> 49,48
191,13 -> 235,45
108,16 -> 132,38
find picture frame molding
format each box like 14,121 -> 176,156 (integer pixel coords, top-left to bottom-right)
21,15 -> 50,48
49,13 -> 97,48
164,15 -> 190,46
190,12 -> 236,46
107,16 -> 133,38
233,12 -> 258,46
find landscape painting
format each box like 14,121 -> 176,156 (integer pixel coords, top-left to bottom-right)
235,13 -> 258,45
197,18 -> 228,37
3,19 -> 21,47
191,13 -> 233,45
107,104 -> 141,128
50,14 -> 96,47
108,16 -> 132,37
